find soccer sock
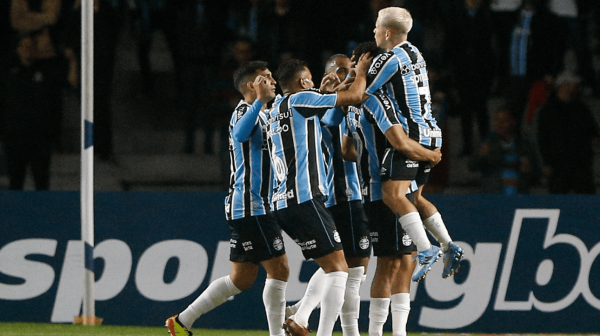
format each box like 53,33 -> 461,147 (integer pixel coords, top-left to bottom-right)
340,266 -> 365,336
178,275 -> 241,329
398,212 -> 431,252
390,293 -> 411,336
293,267 -> 326,328
422,212 -> 452,252
368,297 -> 390,336
316,271 -> 348,336
263,279 -> 287,336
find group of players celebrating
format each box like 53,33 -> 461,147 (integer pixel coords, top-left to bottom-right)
165,6 -> 464,336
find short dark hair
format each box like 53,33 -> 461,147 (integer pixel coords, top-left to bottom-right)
276,59 -> 307,90
233,60 -> 268,93
352,41 -> 384,59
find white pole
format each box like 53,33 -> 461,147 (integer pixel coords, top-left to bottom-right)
80,0 -> 95,325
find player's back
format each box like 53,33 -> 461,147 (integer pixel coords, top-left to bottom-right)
366,41 -> 442,148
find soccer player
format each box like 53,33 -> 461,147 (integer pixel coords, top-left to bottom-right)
366,7 -> 463,282
264,54 -> 372,336
285,53 -> 372,336
165,61 -> 289,336
343,41 -> 440,336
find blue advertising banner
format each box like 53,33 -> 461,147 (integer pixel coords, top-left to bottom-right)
0,192 -> 599,333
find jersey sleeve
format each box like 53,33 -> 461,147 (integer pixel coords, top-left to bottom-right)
290,89 -> 338,118
365,52 -> 399,95
231,100 -> 263,142
320,106 -> 345,126
362,94 -> 402,134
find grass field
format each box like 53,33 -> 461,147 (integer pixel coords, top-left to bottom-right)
0,323 -> 508,336
0,323 -> 587,336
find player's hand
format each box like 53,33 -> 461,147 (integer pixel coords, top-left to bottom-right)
320,73 -> 340,91
355,52 -> 373,76
430,147 -> 442,166
333,76 -> 354,91
253,75 -> 276,104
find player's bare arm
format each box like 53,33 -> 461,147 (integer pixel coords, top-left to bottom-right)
385,125 -> 442,166
335,53 -> 372,107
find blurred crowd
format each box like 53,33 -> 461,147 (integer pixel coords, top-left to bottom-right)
0,0 -> 599,193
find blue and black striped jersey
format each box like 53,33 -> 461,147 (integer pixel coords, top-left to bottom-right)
225,100 -> 272,220
265,89 -> 340,210
322,123 -> 362,208
346,104 -> 386,202
365,41 -> 442,148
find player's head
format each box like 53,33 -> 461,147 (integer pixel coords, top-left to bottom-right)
374,7 -> 412,49
324,54 -> 351,82
352,41 -> 383,61
233,60 -> 271,95
276,59 -> 313,94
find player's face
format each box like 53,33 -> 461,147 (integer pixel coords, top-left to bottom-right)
373,17 -> 387,48
329,57 -> 351,82
257,68 -> 277,93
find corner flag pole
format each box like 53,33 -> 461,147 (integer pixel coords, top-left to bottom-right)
79,0 -> 98,325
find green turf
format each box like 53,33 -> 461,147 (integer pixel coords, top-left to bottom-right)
0,323 -> 588,336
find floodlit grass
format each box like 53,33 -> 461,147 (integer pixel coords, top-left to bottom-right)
0,323 -> 591,336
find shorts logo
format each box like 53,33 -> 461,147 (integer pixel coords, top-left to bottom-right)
297,239 -> 317,251
230,238 -> 237,249
402,234 -> 412,246
405,159 -> 418,168
273,238 -> 283,251
370,231 -> 379,243
359,236 -> 370,250
333,230 -> 341,243
242,241 -> 253,251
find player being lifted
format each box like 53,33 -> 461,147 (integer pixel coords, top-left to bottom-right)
365,7 -> 463,282
166,61 -> 289,336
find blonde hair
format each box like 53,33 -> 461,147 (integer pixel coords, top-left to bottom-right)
378,7 -> 413,35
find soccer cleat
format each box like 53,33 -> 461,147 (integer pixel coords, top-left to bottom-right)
165,315 -> 193,336
442,242 -> 464,278
411,245 -> 443,282
283,316 -> 309,336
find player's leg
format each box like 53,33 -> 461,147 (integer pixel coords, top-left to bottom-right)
382,180 -> 431,252
262,254 -> 290,336
380,158 -> 440,282
413,185 -> 463,278
369,255 -> 400,336
277,199 -> 348,336
390,252 -> 416,336
325,200 -> 371,336
173,261 -> 256,334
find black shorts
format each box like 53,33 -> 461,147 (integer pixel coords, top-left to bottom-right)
275,198 -> 343,260
328,200 -> 372,258
364,200 -> 415,257
380,147 -> 432,186
228,212 -> 286,264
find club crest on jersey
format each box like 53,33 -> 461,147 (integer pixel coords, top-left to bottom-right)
273,238 -> 283,251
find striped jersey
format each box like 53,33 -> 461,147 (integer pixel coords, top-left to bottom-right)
264,89 -> 338,210
225,100 -> 272,220
365,41 -> 442,148
345,104 -> 386,202
322,123 -> 362,208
